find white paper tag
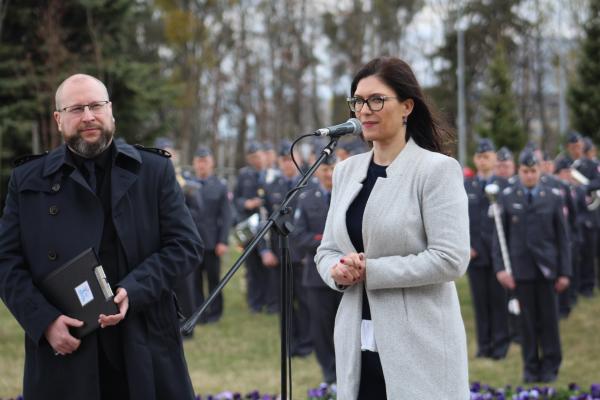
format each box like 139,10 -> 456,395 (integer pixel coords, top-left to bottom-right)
74,281 -> 94,307
361,319 -> 378,352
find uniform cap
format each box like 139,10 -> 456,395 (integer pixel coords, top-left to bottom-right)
278,140 -> 292,157
567,131 -> 582,144
475,138 -> 495,154
496,146 -> 513,162
154,137 -> 174,150
519,150 -> 539,167
245,141 -> 263,154
554,156 -> 572,172
582,137 -> 594,153
194,145 -> 212,158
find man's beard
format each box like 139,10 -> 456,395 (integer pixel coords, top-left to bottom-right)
66,125 -> 114,158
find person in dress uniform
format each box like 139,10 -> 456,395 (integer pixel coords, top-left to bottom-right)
560,132 -> 599,297
464,138 -> 510,359
554,157 -> 586,317
495,146 -> 516,180
494,150 -> 571,383
154,137 -> 205,337
292,154 -> 341,384
263,140 -> 313,355
233,141 -> 277,312
192,146 -> 232,323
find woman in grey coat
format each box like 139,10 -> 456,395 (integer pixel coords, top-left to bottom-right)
315,57 -> 470,399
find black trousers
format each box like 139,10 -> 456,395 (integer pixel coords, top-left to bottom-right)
467,265 -> 510,358
290,262 -> 312,354
194,250 -> 223,321
515,276 -> 562,381
245,248 -> 270,312
580,227 -> 597,295
306,287 -> 342,383
357,350 -> 386,399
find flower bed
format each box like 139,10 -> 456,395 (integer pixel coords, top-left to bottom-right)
1,383 -> 599,400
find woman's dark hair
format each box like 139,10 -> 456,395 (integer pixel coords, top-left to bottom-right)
350,57 -> 454,155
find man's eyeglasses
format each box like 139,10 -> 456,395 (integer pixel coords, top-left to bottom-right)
57,100 -> 110,115
346,95 -> 398,113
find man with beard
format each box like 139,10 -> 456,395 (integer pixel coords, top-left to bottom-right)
0,74 -> 203,400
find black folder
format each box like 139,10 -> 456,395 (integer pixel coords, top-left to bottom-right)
40,248 -> 118,338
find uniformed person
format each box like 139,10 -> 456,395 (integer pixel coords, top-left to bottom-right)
560,132 -> 599,297
494,150 -> 571,383
292,154 -> 341,383
495,146 -> 516,180
264,140 -> 313,356
233,141 -> 277,313
555,157 -> 586,317
464,138 -> 510,359
155,137 -> 205,336
192,146 -> 232,323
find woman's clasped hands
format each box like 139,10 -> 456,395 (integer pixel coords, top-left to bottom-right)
331,252 -> 366,286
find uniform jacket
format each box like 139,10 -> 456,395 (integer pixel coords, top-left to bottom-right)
196,175 -> 232,250
493,182 -> 571,281
0,142 -> 204,400
315,138 -> 470,399
233,166 -> 264,220
465,175 -> 508,268
292,184 -> 330,288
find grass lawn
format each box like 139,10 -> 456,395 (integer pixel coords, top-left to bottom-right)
1,250 -> 599,397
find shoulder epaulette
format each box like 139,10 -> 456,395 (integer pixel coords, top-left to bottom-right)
133,144 -> 171,158
13,152 -> 48,167
502,186 -> 513,195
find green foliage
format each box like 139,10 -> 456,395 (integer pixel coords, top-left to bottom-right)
476,41 -> 526,152
430,0 -> 530,144
568,0 -> 600,142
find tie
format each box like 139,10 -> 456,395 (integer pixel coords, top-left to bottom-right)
326,191 -> 331,206
527,190 -> 533,205
83,159 -> 97,193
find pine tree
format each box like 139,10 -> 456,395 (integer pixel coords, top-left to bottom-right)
568,0 -> 600,142
476,42 -> 526,153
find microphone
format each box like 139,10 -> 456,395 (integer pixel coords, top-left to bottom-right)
314,118 -> 362,137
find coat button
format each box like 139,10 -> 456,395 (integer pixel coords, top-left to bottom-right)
47,250 -> 57,261
49,205 -> 59,215
51,183 -> 61,192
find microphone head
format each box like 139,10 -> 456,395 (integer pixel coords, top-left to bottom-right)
347,118 -> 362,135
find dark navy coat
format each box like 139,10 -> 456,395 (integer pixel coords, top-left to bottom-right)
292,184 -> 330,288
465,176 -> 508,268
195,175 -> 232,250
0,142 -> 203,400
493,182 -> 571,281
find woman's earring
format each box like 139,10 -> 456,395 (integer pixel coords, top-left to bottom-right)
402,115 -> 407,126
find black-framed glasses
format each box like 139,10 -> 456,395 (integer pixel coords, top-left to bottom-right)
346,95 -> 398,113
57,100 -> 110,115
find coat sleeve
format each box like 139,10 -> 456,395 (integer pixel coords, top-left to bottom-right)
218,184 -> 233,245
554,195 -> 572,278
0,171 -> 62,343
118,159 -> 204,310
366,157 -> 470,289
315,165 -> 347,292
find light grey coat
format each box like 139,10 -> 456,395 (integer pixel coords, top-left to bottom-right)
315,138 -> 470,399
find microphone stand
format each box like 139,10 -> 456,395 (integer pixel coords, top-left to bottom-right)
181,136 -> 340,400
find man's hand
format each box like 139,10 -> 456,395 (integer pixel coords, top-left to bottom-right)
99,288 -> 129,328
261,250 -> 279,268
555,276 -> 570,293
215,243 -> 228,257
496,270 -> 516,290
45,315 -> 83,355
